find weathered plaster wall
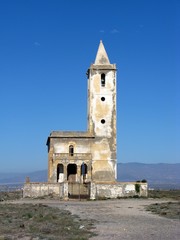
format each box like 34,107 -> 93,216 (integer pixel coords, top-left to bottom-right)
23,182 -> 66,198
90,182 -> 148,199
87,68 -> 117,182
48,138 -> 92,182
48,136 -> 116,182
89,71 -> 116,138
23,182 -> 148,199
53,139 -> 91,154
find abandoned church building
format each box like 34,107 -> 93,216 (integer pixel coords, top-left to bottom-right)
23,41 -> 147,199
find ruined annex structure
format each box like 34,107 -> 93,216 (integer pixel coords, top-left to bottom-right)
24,41 -> 147,199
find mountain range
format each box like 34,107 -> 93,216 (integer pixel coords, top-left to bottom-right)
117,163 -> 180,189
0,163 -> 180,190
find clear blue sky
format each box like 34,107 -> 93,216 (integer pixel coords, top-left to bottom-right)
0,0 -> 179,172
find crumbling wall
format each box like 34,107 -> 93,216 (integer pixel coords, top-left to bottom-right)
23,182 -> 147,199
90,182 -> 148,199
23,182 -> 67,199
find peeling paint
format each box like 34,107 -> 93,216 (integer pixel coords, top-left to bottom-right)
124,184 -> 135,193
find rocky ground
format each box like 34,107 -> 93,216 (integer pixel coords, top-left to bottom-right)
0,190 -> 179,240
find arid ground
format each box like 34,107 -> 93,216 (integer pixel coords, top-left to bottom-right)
0,190 -> 180,240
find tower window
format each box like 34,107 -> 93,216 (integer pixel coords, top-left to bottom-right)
69,145 -> 74,156
101,119 -> 106,124
101,97 -> 105,101
101,73 -> 106,87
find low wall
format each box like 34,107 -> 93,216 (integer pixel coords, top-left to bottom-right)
90,182 -> 148,199
23,181 -> 148,199
23,182 -> 68,199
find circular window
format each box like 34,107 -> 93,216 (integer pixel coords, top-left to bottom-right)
101,97 -> 105,101
101,119 -> 105,124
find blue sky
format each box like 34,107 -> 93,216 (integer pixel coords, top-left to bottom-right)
0,0 -> 179,172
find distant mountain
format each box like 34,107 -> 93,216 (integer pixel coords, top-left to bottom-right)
0,170 -> 47,185
0,163 -> 180,190
117,163 -> 180,189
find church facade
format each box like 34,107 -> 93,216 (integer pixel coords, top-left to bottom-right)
23,41 -> 148,199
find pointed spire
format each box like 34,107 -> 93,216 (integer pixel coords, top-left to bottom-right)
94,40 -> 110,65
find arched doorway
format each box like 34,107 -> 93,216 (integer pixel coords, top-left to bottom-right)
57,164 -> 64,182
67,164 -> 77,182
81,163 -> 87,182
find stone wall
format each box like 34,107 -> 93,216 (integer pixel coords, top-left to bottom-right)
90,182 -> 148,200
23,182 -> 68,199
23,181 -> 148,199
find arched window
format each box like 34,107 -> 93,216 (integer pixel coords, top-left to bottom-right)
81,163 -> 87,175
101,73 -> 105,87
69,145 -> 74,156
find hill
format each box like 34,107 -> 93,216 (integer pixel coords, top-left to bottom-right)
117,163 -> 180,189
0,163 -> 180,190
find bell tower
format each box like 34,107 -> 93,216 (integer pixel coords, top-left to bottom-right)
87,41 -> 117,181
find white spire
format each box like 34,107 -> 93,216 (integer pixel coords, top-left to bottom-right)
94,40 -> 110,65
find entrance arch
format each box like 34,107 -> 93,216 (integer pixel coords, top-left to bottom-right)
67,164 -> 77,182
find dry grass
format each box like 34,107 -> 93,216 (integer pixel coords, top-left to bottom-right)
148,190 -> 180,200
147,190 -> 180,220
0,203 -> 95,240
146,201 -> 180,220
0,190 -> 22,201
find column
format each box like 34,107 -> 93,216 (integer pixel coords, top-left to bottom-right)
64,164 -> 67,182
77,165 -> 81,183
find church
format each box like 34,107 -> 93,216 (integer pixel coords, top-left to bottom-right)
23,41 -> 147,199
47,40 -> 117,185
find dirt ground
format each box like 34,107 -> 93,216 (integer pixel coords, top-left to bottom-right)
8,198 -> 180,240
